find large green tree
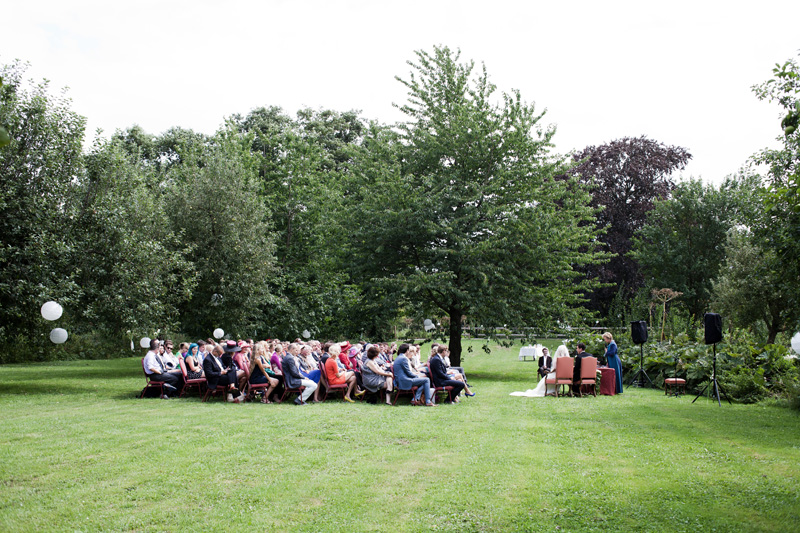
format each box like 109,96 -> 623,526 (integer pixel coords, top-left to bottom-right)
750,55 -> 800,323
0,60 -> 85,344
72,138 -> 197,341
344,46 -> 604,366
712,226 -> 797,344
166,128 -> 277,339
631,178 -> 742,320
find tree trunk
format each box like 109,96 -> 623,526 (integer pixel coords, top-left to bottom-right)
766,317 -> 780,345
448,309 -> 463,368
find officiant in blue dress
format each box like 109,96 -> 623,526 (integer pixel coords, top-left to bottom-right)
603,332 -> 623,394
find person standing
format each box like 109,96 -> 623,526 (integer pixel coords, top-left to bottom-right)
603,332 -> 623,394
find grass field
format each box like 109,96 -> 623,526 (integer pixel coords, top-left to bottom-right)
1,339 -> 799,532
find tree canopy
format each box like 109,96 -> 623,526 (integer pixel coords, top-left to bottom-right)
342,46 -> 605,365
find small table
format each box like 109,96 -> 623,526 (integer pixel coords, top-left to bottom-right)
518,346 -> 538,362
598,367 -> 616,396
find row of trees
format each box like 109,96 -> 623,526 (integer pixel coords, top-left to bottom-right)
1,49 -> 798,365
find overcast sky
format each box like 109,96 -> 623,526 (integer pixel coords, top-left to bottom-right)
4,1 -> 799,184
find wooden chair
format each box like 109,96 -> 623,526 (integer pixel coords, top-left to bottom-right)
242,364 -> 272,402
140,358 -> 165,398
390,367 -> 419,406
576,357 -> 598,397
545,357 -> 574,397
318,361 -> 348,402
427,361 -> 454,403
179,357 -> 207,398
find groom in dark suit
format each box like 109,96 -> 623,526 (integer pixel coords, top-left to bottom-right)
572,343 -> 592,393
537,347 -> 553,379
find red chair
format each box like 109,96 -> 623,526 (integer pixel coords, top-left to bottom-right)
140,358 -> 165,398
318,361 -> 348,401
576,357 -> 598,397
242,364 -> 272,402
179,357 -> 207,398
391,367 -> 419,406
202,384 -> 229,402
427,361 -> 454,403
545,357 -> 574,397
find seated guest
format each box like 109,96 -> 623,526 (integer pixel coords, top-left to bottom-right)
439,347 -> 475,396
250,341 -> 279,403
204,344 -> 245,403
221,341 -> 248,391
282,343 -> 317,405
538,347 -> 553,379
270,341 -> 284,375
177,342 -> 189,360
429,346 -> 465,402
160,342 -> 178,370
184,343 -> 204,380
195,340 -> 208,366
361,345 -> 394,404
572,342 -> 592,394
325,344 -> 358,402
338,341 -> 354,370
143,339 -> 183,397
298,345 -> 322,402
233,341 -> 252,391
392,343 -> 435,406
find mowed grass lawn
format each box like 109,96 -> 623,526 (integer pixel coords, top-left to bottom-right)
1,340 -> 799,532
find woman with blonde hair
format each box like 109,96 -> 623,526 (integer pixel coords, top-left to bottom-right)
250,341 -> 280,403
602,332 -> 623,394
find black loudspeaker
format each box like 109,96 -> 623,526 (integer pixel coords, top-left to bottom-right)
704,313 -> 723,345
631,321 -> 648,345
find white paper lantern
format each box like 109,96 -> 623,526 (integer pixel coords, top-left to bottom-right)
423,319 -> 435,331
791,332 -> 800,354
213,328 -> 224,339
140,337 -> 151,349
50,328 -> 68,344
41,301 -> 63,321
130,339 -> 135,351
302,329 -> 311,339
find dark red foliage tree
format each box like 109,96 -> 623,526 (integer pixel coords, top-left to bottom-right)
568,136 -> 691,317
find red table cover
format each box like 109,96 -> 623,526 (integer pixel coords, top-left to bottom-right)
598,367 -> 616,396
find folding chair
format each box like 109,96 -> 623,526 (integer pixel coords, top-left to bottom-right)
319,361 -> 348,402
140,358 -> 165,398
391,367 -> 419,406
179,357 -> 207,398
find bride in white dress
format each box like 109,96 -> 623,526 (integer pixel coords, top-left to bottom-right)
510,345 -> 570,397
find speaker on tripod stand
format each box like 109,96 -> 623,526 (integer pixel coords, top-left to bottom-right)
629,320 -> 653,388
692,312 -> 731,406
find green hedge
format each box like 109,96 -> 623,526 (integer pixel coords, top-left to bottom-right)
568,328 -> 800,405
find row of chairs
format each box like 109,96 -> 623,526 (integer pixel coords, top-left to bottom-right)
141,357 -> 454,405
544,356 -> 598,397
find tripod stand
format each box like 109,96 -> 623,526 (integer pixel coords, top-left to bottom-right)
628,344 -> 653,388
692,343 -> 731,406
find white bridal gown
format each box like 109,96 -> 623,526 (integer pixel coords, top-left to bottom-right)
510,356 -> 558,397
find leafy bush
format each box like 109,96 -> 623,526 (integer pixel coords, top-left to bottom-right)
568,327 -> 800,404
